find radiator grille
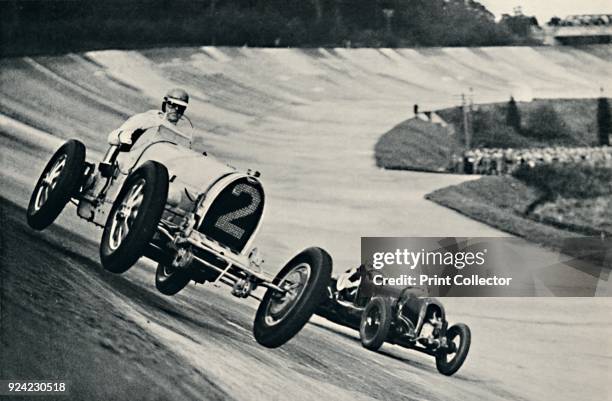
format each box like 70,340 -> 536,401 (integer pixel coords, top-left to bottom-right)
198,177 -> 264,253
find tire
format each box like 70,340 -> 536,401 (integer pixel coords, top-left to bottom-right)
155,262 -> 191,295
100,161 -> 168,274
253,247 -> 332,348
27,140 -> 86,230
359,297 -> 393,351
436,323 -> 471,376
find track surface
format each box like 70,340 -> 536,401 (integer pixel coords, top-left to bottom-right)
1,46 -> 612,400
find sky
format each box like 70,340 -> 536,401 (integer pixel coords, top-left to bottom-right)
477,0 -> 612,24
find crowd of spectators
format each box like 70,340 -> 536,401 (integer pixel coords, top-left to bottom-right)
548,14 -> 612,27
452,146 -> 612,175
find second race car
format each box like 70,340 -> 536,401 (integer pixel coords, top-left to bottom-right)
316,266 -> 471,375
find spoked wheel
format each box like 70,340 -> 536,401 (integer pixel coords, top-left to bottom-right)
27,139 -> 86,230
155,248 -> 192,296
107,178 -> 146,250
100,161 -> 168,274
264,263 -> 311,325
253,247 -> 332,348
359,297 -> 393,351
436,323 -> 471,376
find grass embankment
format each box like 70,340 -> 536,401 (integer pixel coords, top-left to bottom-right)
376,98 -> 607,172
380,98 -> 611,255
426,164 -> 612,254
513,164 -> 612,234
374,118 -> 461,172
425,176 -> 572,249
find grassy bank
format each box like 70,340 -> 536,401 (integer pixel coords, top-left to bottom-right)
376,98 -> 609,172
426,170 -> 612,259
513,164 -> 612,234
374,118 -> 461,172
512,164 -> 612,200
425,176 -> 565,244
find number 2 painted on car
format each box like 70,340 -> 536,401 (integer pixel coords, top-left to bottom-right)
214,183 -> 261,239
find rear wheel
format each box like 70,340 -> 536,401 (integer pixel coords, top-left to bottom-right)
253,247 -> 332,348
359,297 -> 393,351
27,140 -> 86,230
436,323 -> 471,376
100,161 -> 168,274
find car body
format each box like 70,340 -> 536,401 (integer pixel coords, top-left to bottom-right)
27,121 -> 331,348
316,266 -> 471,375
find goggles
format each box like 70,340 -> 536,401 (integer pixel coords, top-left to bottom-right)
165,100 -> 186,114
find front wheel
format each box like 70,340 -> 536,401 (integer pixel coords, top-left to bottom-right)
27,139 -> 86,230
359,297 -> 393,351
253,247 -> 332,348
155,249 -> 192,296
436,323 -> 471,376
100,161 -> 168,274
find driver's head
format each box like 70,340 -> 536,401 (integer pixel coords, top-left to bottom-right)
162,88 -> 189,124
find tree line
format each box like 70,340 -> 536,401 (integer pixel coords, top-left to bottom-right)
1,0 -> 540,56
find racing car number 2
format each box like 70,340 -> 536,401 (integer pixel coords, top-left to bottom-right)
214,183 -> 262,240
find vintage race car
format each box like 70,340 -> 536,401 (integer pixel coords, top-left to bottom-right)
316,266 -> 471,375
26,122 -> 332,348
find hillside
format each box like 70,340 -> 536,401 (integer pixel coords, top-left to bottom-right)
376,98 -> 612,172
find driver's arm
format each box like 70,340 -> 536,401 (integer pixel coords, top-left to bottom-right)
107,128 -> 145,147
107,111 -> 161,147
107,128 -> 127,146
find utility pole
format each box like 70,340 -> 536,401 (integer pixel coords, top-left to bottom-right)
462,93 -> 471,149
468,87 -> 474,147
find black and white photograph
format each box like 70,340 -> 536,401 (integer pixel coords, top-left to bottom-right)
1,1 -> 611,400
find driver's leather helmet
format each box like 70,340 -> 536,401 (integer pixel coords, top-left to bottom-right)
162,88 -> 189,120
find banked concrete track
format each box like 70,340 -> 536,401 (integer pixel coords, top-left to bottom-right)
1,46 -> 611,401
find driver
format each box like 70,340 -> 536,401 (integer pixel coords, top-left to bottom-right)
88,88 -> 190,194
336,266 -> 362,303
107,88 -> 189,148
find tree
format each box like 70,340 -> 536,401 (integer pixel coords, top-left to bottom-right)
525,104 -> 570,141
500,13 -> 538,37
506,96 -> 521,132
471,108 -> 531,148
309,0 -> 322,23
597,97 -> 611,146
